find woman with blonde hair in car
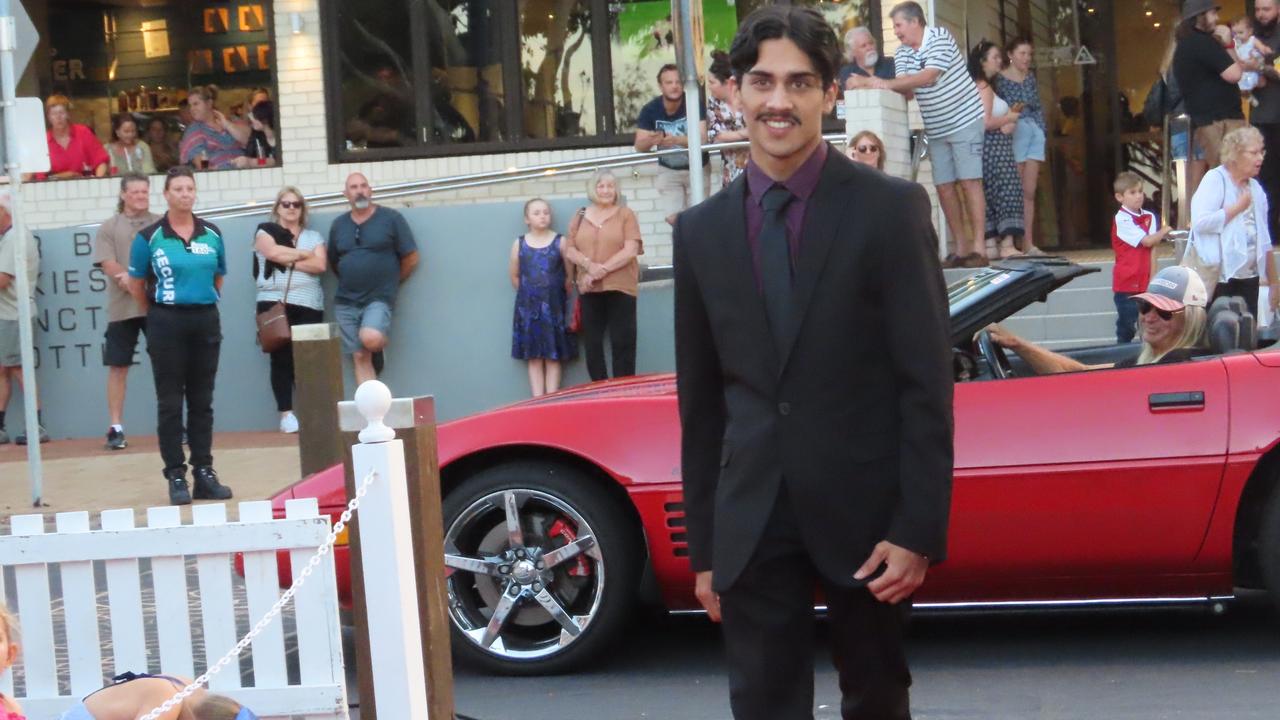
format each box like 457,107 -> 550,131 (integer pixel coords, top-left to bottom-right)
987,266 -> 1209,374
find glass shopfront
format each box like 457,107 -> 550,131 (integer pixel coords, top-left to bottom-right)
322,0 -> 884,161
23,0 -> 279,177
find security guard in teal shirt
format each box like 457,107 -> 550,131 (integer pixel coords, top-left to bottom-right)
128,166 -> 233,505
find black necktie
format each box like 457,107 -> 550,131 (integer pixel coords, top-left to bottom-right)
759,185 -> 795,359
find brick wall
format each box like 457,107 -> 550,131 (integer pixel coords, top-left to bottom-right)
18,0 -> 685,266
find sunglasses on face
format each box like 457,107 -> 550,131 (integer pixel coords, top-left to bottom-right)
1136,301 -> 1181,321
855,145 -> 880,153
279,200 -> 303,210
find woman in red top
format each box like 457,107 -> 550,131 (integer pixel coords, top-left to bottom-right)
41,94 -> 109,179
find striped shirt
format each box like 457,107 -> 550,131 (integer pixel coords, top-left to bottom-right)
894,26 -> 984,138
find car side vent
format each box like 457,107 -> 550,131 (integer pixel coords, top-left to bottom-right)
664,500 -> 688,558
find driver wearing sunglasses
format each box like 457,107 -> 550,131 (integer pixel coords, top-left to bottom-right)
985,266 -> 1209,375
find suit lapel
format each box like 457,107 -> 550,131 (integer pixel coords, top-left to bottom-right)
718,177 -> 782,377
776,149 -> 852,373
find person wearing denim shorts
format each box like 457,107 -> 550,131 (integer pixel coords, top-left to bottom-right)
327,173 -> 419,385
997,38 -> 1047,254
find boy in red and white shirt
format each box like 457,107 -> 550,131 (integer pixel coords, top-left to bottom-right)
1112,171 -> 1171,343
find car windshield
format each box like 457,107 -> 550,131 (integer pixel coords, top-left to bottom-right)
947,266 -> 1032,318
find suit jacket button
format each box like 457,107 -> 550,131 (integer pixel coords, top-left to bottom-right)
778,402 -> 791,416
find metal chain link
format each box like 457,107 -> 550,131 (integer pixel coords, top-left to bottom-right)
139,468 -> 379,720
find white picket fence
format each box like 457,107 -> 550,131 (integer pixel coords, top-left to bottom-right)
0,498 -> 348,720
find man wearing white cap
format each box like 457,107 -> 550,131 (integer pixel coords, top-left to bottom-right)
987,266 -> 1210,373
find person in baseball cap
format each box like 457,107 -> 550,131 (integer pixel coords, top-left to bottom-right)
986,266 -> 1210,374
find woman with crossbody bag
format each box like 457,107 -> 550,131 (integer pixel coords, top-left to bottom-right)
253,187 -> 327,433
1187,126 -> 1280,320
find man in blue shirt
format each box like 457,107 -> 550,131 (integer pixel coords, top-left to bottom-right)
634,64 -> 708,225
327,173 -> 420,385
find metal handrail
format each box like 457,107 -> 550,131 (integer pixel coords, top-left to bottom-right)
186,132 -> 851,222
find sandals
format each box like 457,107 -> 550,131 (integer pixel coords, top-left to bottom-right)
999,238 -> 1022,258
957,252 -> 989,268
1023,245 -> 1048,257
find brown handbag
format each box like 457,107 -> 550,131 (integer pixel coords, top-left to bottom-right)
256,266 -> 293,354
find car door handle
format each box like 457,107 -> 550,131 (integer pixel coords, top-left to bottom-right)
1149,391 -> 1205,410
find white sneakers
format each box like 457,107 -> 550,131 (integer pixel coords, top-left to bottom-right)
280,412 -> 299,434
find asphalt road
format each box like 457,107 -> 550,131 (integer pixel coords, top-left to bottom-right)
450,594 -> 1280,720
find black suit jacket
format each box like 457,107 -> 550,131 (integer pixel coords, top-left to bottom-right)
673,147 -> 954,593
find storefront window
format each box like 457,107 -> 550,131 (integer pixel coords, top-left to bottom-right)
337,0 -> 421,151
425,0 -> 508,144
520,0 -> 597,138
608,0 -> 743,132
37,0 -> 279,177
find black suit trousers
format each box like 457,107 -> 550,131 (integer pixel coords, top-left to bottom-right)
720,486 -> 912,720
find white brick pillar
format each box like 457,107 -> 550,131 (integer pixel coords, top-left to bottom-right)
845,90 -> 947,258
844,89 -> 911,179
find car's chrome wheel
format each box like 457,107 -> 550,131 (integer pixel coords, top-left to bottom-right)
442,462 -> 641,674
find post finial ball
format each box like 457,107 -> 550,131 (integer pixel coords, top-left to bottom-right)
355,380 -> 396,443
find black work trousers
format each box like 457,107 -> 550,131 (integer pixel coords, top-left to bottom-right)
579,290 -> 637,381
147,304 -> 221,475
719,487 -> 913,720
256,302 -> 324,412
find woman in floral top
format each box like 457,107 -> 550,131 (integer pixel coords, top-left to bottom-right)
706,50 -> 748,187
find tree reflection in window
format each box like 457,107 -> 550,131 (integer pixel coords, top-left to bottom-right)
521,0 -> 596,139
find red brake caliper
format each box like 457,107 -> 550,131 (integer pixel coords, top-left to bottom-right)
548,518 -> 591,577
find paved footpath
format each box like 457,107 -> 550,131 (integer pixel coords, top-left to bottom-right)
1,432 -> 306,520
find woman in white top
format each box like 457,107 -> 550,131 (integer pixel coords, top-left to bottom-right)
1189,125 -> 1279,320
254,186 -> 327,433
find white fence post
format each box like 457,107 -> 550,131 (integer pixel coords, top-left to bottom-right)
349,380 -> 431,719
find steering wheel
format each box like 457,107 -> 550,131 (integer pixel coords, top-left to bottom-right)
976,329 -> 1013,379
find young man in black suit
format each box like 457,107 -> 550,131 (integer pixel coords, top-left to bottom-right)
673,6 -> 954,719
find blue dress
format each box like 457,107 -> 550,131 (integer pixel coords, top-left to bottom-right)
512,234 -> 577,361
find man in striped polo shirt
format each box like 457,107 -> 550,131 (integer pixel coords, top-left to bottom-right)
850,1 -> 987,267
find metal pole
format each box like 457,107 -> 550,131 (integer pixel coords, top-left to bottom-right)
675,0 -> 705,204
0,1 -> 44,506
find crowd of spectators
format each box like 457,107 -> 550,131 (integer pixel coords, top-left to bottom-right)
27,85 -> 277,182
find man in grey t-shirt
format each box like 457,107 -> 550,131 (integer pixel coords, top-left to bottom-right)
327,173 -> 419,385
93,173 -> 158,450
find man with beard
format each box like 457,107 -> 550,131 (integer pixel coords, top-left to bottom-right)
634,64 -> 709,225
1252,0 -> 1280,239
1174,0 -> 1259,186
839,25 -> 895,89
327,173 -> 419,385
674,5 -> 953,718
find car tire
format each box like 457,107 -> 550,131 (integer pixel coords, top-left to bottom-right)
442,461 -> 642,675
1259,482 -> 1280,612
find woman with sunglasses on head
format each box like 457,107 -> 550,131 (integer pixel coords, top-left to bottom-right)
985,266 -> 1209,375
254,187 -> 326,433
845,130 -> 885,170
127,167 -> 233,506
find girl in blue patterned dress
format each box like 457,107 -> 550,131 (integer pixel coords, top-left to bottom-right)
510,198 -> 577,396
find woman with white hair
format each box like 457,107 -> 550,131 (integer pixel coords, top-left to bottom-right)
562,169 -> 644,381
1189,124 -> 1280,319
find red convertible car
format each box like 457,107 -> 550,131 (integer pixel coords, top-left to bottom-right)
268,258 -> 1280,675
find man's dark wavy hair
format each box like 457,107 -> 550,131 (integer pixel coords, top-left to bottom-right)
728,5 -> 842,89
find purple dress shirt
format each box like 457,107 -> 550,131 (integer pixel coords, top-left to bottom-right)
744,141 -> 828,287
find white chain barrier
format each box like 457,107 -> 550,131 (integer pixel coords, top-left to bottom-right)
138,468 -> 379,720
